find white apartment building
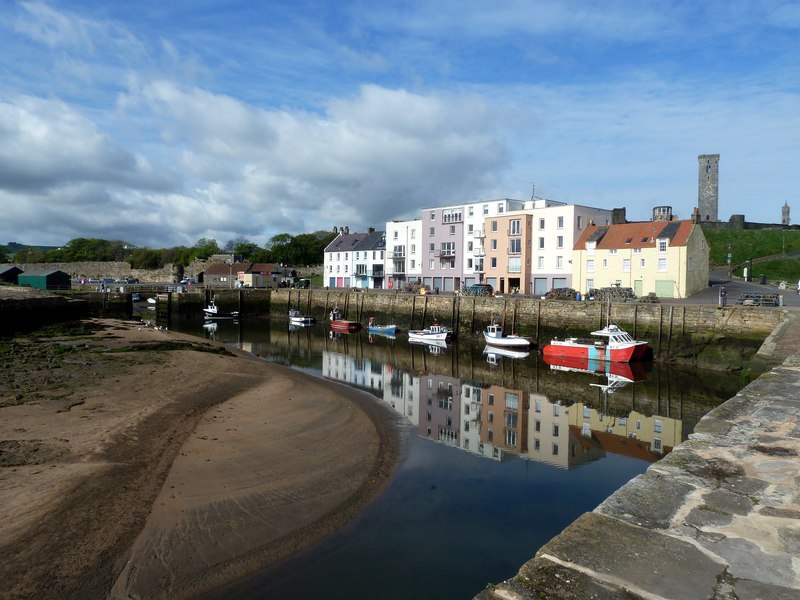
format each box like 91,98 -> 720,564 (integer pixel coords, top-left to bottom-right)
385,219 -> 422,290
525,201 -> 612,295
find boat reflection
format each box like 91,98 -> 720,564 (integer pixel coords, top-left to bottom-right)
409,338 -> 448,354
483,345 -> 530,364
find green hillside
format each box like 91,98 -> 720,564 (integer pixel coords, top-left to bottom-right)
703,228 -> 800,282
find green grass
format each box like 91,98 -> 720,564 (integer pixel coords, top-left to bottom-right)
732,258 -> 800,282
704,229 -> 800,266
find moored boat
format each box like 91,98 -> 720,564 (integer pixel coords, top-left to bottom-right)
367,316 -> 398,336
409,337 -> 447,354
482,322 -> 532,349
289,308 -> 315,325
203,298 -> 239,320
329,307 -> 361,332
542,323 -> 648,363
407,322 -> 453,342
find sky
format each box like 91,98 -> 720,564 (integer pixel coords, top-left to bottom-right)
1,1 -> 799,249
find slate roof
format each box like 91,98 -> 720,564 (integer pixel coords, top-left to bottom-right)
325,232 -> 370,253
0,264 -> 22,276
354,230 -> 386,252
249,263 -> 277,274
574,220 -> 695,251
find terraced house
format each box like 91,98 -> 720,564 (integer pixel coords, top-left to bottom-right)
571,219 -> 709,298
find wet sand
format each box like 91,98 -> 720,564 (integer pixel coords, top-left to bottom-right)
0,318 -> 402,599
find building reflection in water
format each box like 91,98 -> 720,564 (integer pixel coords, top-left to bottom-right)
321,347 -> 699,470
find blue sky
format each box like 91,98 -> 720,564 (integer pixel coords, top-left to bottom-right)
1,1 -> 799,248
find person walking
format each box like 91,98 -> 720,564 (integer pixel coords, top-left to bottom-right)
720,286 -> 728,307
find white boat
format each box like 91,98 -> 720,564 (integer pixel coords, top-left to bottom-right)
482,322 -> 532,349
407,322 -> 453,342
289,308 -> 315,325
146,297 -> 156,305
203,298 -> 239,320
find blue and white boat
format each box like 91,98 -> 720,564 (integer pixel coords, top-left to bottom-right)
367,316 -> 398,336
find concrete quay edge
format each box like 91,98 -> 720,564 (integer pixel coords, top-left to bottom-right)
477,349 -> 800,600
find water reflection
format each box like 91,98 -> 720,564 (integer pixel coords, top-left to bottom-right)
179,317 -> 743,600
189,318 -> 738,471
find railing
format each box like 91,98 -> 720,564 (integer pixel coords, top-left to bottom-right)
473,229 -> 485,238
473,248 -> 485,257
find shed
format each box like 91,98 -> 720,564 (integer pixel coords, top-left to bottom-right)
0,264 -> 23,285
17,269 -> 71,290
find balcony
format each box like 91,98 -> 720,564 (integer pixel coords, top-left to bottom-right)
474,261 -> 485,273
473,247 -> 485,257
372,266 -> 384,277
355,266 -> 368,276
435,248 -> 457,258
473,229 -> 485,238
392,250 -> 406,258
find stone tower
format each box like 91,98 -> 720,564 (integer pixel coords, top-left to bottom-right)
782,202 -> 790,226
697,154 -> 720,222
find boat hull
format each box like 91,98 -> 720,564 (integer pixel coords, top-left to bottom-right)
368,325 -> 397,335
542,340 -> 648,362
331,320 -> 361,332
289,317 -> 315,325
408,331 -> 450,342
483,332 -> 532,349
203,310 -> 239,320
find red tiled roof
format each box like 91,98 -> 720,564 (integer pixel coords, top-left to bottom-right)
574,220 -> 695,251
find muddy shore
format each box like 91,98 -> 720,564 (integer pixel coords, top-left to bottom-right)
0,317 -> 402,599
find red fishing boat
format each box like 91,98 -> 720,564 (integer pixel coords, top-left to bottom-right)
329,307 -> 361,332
542,323 -> 648,363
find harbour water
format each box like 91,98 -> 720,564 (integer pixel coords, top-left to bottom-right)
173,318 -> 744,599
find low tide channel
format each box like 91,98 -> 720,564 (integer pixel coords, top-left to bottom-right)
171,317 -> 746,600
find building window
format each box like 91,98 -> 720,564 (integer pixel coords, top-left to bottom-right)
430,211 -> 436,221
556,256 -> 563,269
688,257 -> 694,271
602,258 -> 608,268
429,243 -> 435,253
508,257 -> 521,272
510,219 -> 521,235
510,239 -> 522,253
429,227 -> 435,236
534,399 -> 541,412
586,278 -> 594,290
534,419 -> 541,432
468,224 -> 474,234
587,259 -> 595,272
467,241 -> 473,251
410,260 -> 415,269
633,247 -> 642,254
538,256 -> 544,269
467,258 -> 473,268
534,438 -> 540,451
557,216 -> 564,228
609,248 -> 617,255
539,237 -> 545,249
411,229 -> 416,239
497,203 -> 504,214
576,215 -> 583,229
491,220 -> 498,232
393,231 -> 398,240
411,244 -> 416,253
640,258 -> 646,268
653,438 -> 662,452
553,423 -> 560,436
469,206 -> 474,216
429,259 -> 435,269
442,208 -> 462,223
552,443 -> 559,456
658,258 -> 667,272
491,239 -> 497,250
553,404 -> 560,416
658,239 -> 667,252
557,236 -> 563,249
654,419 -> 663,433
491,257 -> 497,268
623,259 -> 631,272
539,218 -> 545,230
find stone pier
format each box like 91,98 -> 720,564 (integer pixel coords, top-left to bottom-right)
476,312 -> 800,600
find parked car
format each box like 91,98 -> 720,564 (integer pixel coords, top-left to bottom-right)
462,283 -> 494,296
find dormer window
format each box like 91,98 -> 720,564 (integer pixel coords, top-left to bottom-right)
658,239 -> 667,252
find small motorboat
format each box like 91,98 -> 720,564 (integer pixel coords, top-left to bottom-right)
203,298 -> 240,320
289,308 -> 315,325
407,322 -> 453,342
367,316 -> 398,336
329,307 -> 361,332
482,322 -> 532,349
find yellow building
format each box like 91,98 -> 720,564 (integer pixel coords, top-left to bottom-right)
572,220 -> 709,298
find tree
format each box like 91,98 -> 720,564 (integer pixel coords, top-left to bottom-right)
0,247 -> 9,263
192,238 -> 221,260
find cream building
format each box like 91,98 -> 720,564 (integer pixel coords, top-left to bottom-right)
572,220 -> 709,298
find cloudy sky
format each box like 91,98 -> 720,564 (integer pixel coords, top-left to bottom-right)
1,1 -> 798,248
